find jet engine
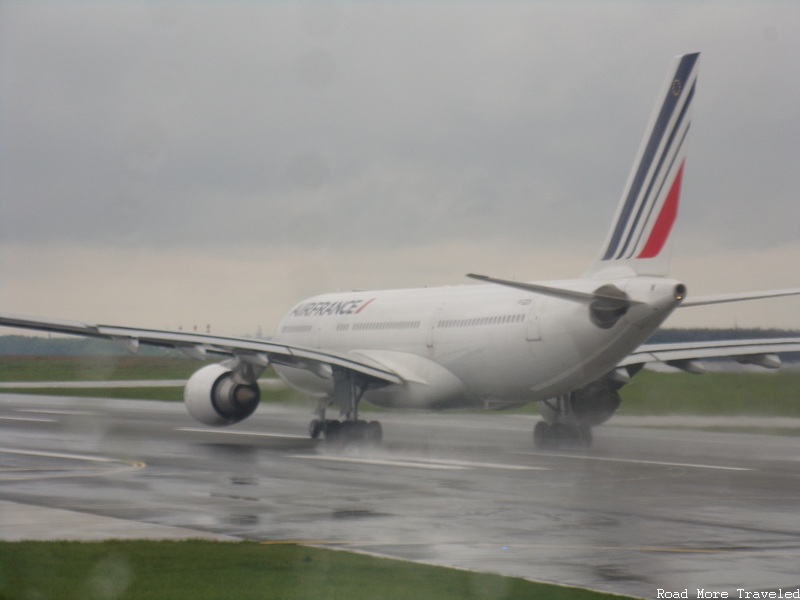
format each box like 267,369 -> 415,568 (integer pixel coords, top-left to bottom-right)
540,379 -> 621,428
184,363 -> 260,426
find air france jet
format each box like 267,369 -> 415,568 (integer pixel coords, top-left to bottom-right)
3,53 -> 799,448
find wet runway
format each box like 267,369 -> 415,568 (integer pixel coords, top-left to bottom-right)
2,393 -> 799,599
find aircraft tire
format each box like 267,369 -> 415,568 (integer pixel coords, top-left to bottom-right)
340,420 -> 364,443
550,423 -> 572,446
323,420 -> 342,443
534,421 -> 592,449
323,420 -> 383,447
309,419 -> 324,439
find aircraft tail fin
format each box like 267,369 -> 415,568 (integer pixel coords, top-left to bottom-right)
588,53 -> 700,279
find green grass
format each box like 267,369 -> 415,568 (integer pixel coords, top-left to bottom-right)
618,370 -> 800,417
0,386 -> 187,401
0,540 -> 628,600
637,425 -> 800,437
0,355 -> 212,382
0,382 -> 307,404
0,355 -> 299,404
3,355 -> 799,417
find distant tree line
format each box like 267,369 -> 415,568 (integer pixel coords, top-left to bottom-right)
0,335 -> 180,357
0,328 -> 797,356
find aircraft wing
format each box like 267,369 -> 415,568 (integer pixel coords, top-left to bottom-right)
0,313 -> 403,385
619,337 -> 800,371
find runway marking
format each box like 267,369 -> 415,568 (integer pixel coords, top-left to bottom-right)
517,452 -> 753,471
0,416 -> 56,423
288,454 -> 467,470
0,448 -> 121,463
413,457 -> 547,471
176,427 -> 308,440
0,448 -> 146,481
287,454 -> 547,472
259,540 -> 743,554
19,409 -> 102,417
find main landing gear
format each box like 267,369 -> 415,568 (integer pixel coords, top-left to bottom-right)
533,421 -> 592,449
309,418 -> 383,445
533,395 -> 593,449
308,368 -> 383,447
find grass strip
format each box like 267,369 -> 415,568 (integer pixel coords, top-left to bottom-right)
0,386 -> 187,402
618,370 -> 800,417
3,355 -> 799,417
0,540 -> 628,600
0,383 -> 306,404
0,355 -> 211,382
632,425 -> 800,437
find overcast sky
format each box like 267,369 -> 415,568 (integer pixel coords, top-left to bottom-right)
1,1 -> 798,336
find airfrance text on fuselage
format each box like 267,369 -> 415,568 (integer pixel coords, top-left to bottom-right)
290,299 -> 375,318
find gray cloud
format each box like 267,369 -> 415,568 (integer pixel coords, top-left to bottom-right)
1,2 -> 798,332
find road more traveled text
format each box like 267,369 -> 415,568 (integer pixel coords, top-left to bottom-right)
657,590 -> 800,599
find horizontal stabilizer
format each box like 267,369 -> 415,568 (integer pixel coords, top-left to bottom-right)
466,273 -> 641,305
680,287 -> 800,307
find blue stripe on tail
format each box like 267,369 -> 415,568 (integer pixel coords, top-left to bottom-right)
601,53 -> 699,261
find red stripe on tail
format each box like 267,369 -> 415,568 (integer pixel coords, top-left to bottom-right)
638,161 -> 685,259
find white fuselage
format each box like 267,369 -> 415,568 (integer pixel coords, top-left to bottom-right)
272,276 -> 684,410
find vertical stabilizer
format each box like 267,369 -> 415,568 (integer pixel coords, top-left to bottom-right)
588,53 -> 700,279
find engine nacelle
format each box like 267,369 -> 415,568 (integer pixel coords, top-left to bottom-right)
184,363 -> 260,426
540,379 -> 621,428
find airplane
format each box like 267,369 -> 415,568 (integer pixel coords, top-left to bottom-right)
2,52 -> 800,449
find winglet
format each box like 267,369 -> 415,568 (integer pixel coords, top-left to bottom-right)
589,53 -> 700,279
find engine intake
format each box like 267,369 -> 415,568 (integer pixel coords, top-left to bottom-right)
184,364 -> 260,426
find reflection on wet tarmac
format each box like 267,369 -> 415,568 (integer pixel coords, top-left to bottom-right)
2,394 -> 799,598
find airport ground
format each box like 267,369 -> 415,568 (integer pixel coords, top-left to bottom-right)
2,388 -> 799,599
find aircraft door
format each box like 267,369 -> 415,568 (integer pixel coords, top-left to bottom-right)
525,298 -> 543,341
427,307 -> 443,349
313,321 -> 323,349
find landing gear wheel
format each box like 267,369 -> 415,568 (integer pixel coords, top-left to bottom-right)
340,420 -> 365,443
533,421 -> 553,449
551,423 -> 578,446
323,420 -> 342,443
323,368 -> 385,449
309,419 -> 323,439
322,419 -> 383,448
533,421 -> 593,449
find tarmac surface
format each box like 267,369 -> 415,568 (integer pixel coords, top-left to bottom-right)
2,393 -> 800,599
